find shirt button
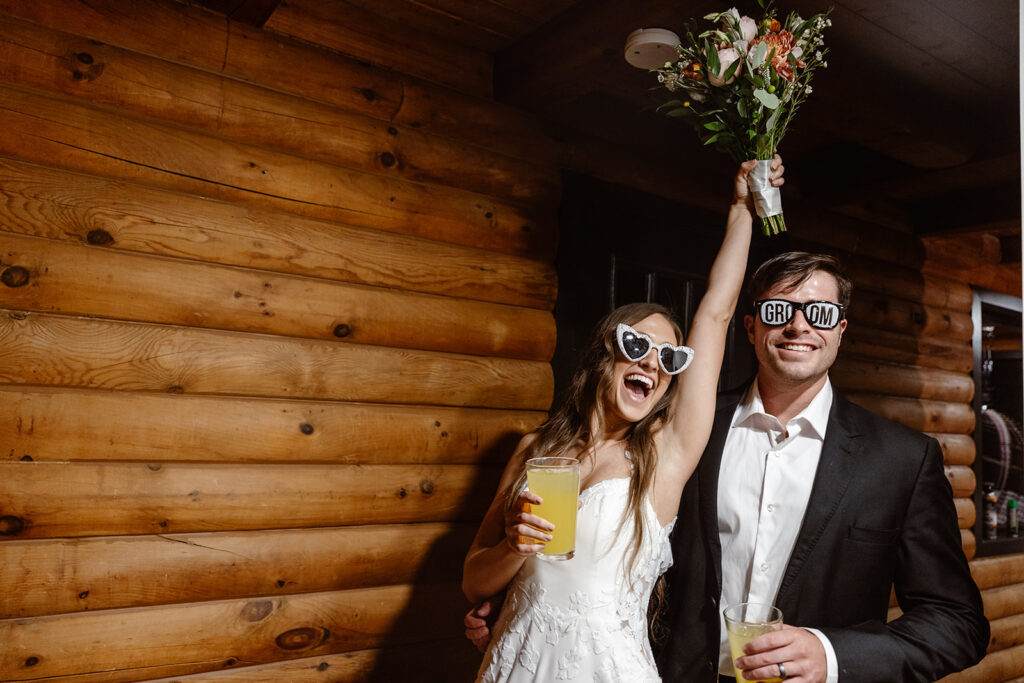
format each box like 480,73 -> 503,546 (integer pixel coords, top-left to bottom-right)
767,503 -> 775,512
760,562 -> 769,572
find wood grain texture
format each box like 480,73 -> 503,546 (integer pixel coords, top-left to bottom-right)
928,432 -> 976,467
844,392 -> 976,434
841,326 -> 972,373
945,465 -> 976,499
972,556 -> 1024,592
0,156 -> 557,309
0,387 -> 541,465
0,311 -> 553,410
939,642 -> 1024,682
0,84 -> 553,258
0,0 -> 558,167
0,583 -> 468,680
847,294 -> 972,343
0,15 -> 560,207
831,357 -> 973,402
0,461 -> 499,538
0,232 -> 556,359
263,0 -> 493,96
133,639 -> 481,682
0,523 -> 476,617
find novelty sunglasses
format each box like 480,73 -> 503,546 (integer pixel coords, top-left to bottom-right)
754,299 -> 846,330
615,323 -> 694,375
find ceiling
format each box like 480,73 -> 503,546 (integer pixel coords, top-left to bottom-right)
199,0 -> 1021,269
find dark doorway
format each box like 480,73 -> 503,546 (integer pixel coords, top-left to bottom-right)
553,171 -> 768,401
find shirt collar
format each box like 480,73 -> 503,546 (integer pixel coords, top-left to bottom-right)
732,376 -> 833,440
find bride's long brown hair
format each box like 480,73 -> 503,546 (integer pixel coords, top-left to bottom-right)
510,302 -> 682,604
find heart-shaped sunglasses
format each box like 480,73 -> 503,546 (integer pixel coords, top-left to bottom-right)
615,323 -> 694,375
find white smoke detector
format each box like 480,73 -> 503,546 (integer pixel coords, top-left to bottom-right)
624,28 -> 681,69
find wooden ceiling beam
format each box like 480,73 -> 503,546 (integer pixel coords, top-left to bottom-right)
192,0 -> 282,27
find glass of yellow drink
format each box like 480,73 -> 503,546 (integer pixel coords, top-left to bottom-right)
525,456 -> 580,560
723,602 -> 784,682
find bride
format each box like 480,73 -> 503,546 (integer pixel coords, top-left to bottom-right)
462,157 -> 784,682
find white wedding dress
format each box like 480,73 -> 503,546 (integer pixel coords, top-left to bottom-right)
476,477 -> 676,682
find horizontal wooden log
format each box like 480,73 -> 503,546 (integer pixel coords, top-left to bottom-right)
956,497 -> 977,529
946,466 -> 977,498
144,639 -> 481,681
964,529 -> 976,561
930,433 -> 977,466
982,583 -> 1024,622
847,293 -> 973,343
844,392 -> 976,434
0,84 -> 553,258
0,583 -> 468,681
0,232 -> 556,360
971,556 -> 1024,592
0,156 -> 556,309
0,387 -> 541,465
831,357 -> 973,402
841,326 -> 973,374
262,0 -> 491,96
785,210 -> 924,269
940,642 -> 1024,683
0,311 -> 553,410
840,253 -> 974,312
990,612 -> 1024,653
0,15 -> 560,208
0,522 -> 476,617
0,0 -> 559,168
0,461 -> 499,538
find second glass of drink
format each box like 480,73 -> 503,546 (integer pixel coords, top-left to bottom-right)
723,602 -> 784,682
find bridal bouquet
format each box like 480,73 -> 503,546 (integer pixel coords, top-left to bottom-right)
653,1 -> 831,235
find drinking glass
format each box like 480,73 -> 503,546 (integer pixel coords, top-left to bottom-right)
723,602 -> 784,682
525,456 -> 580,560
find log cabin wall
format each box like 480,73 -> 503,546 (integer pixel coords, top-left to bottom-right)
0,1 -> 1017,682
0,0 -> 561,680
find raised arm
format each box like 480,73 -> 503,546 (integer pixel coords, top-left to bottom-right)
660,156 -> 783,475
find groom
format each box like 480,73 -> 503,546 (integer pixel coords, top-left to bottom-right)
655,251 -> 988,682
466,251 -> 989,682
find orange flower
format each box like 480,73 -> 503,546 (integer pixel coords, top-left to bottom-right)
750,30 -> 806,82
770,19 -> 781,32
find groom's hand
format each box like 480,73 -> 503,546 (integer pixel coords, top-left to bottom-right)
734,624 -> 827,683
464,592 -> 504,652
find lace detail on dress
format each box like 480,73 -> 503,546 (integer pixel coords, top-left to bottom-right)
477,478 -> 675,682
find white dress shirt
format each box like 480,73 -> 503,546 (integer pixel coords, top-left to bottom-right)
717,378 -> 839,682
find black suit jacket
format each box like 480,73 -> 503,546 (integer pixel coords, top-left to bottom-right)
655,387 -> 989,683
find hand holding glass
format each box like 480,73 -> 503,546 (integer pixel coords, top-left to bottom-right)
525,457 -> 580,560
723,602 -> 784,682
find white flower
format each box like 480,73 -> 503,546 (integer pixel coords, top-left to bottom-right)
805,85 -> 813,94
739,15 -> 757,42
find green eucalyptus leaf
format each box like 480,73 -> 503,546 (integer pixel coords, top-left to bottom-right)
705,40 -> 721,76
704,132 -> 723,145
750,41 -> 768,68
753,88 -> 780,109
704,121 -> 727,131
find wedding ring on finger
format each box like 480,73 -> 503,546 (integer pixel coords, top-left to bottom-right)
778,661 -> 789,680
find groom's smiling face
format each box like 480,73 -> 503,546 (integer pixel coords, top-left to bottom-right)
744,270 -> 847,390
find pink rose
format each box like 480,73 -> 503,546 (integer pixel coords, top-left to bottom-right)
708,47 -> 742,86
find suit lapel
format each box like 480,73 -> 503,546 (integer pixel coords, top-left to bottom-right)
776,394 -> 863,607
701,391 -> 742,595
